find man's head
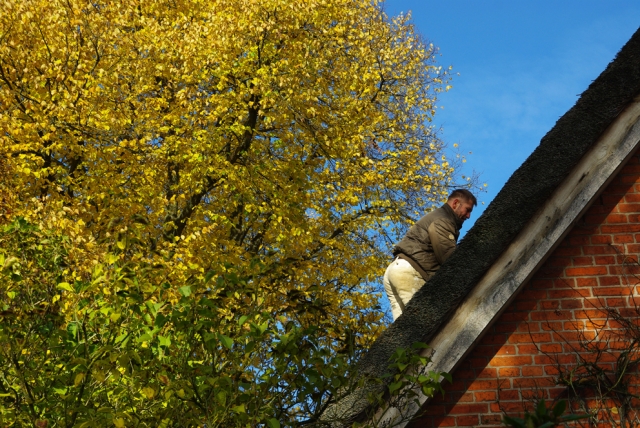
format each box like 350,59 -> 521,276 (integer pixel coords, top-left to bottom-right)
446,189 -> 477,223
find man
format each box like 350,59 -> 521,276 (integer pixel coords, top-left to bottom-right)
384,189 -> 477,320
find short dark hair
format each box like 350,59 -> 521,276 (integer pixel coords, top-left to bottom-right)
448,189 -> 477,206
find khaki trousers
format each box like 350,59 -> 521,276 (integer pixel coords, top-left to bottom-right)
383,257 -> 425,321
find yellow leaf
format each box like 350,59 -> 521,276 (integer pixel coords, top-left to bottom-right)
74,373 -> 85,386
142,387 -> 155,399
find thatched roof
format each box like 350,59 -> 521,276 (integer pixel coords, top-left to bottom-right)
335,26 -> 640,425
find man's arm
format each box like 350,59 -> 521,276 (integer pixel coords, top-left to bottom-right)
427,219 -> 457,265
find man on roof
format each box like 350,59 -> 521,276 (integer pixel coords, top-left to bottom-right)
384,189 -> 477,320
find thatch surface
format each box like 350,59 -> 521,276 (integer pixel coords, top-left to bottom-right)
336,26 -> 640,425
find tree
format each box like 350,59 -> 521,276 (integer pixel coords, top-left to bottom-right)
0,0 -> 458,425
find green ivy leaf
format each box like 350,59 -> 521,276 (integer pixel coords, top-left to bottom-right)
218,333 -> 233,349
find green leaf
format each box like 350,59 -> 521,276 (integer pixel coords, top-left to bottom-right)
204,270 -> 216,283
57,282 -> 74,292
137,333 -> 153,343
552,399 -> 566,417
238,315 -> 248,326
158,335 -> 171,347
267,418 -> 281,428
388,381 -> 403,394
231,404 -> 245,413
536,399 -> 548,417
178,286 -> 191,297
218,333 -> 233,349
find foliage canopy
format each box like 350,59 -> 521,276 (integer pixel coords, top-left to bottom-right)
0,0 -> 458,425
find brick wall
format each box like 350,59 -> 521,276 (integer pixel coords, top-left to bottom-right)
408,152 -> 640,427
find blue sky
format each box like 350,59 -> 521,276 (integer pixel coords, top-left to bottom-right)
384,0 -> 640,236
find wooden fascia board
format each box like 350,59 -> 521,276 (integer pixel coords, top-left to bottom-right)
375,99 -> 640,427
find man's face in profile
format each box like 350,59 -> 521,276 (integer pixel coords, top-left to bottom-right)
452,198 -> 474,222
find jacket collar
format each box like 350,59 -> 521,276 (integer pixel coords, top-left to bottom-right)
441,203 -> 463,231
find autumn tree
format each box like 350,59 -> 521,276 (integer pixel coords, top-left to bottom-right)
0,0 -> 458,425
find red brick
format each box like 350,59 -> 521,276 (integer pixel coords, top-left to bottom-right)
515,300 -> 539,311
549,288 -> 590,299
626,193 -> 640,202
544,365 -> 560,375
518,322 -> 540,332
568,236 -> 590,245
466,380 -> 499,391
523,391 -> 550,403
447,380 -> 467,391
519,289 -> 547,300
574,309 -> 609,319
492,401 -> 525,413
555,330 -> 595,342
609,264 -> 640,275
495,345 -> 516,355
530,310 -> 571,321
468,357 -> 489,369
602,224 -> 640,233
449,392 -> 474,403
553,246 -> 583,256
613,234 -> 635,243
456,415 -> 480,426
495,322 -> 519,333
605,297 -> 627,307
498,389 -> 520,401
530,278 -> 554,289
575,277 -> 598,287
422,403 -> 446,416
489,356 -> 532,366
549,256 -> 575,268
499,312 -> 529,323
594,255 -> 616,264
454,368 -> 476,379
540,321 -> 563,331
540,343 -> 563,353
498,367 -> 520,377
521,366 -> 544,376
477,367 -> 498,378
590,235 -> 612,244
430,416 -> 455,426
481,414 -> 504,425
585,213 -> 607,223
623,243 -> 640,252
448,403 -> 489,414
536,266 -> 565,277
617,202 -> 640,212
599,276 -> 621,286
473,391 -> 497,402
572,256 -> 594,266
553,277 -> 575,288
582,245 -> 617,255
508,333 -> 551,343
604,213 -> 628,223
516,344 -> 539,354
565,266 -> 608,276
560,299 -> 583,309
592,286 -> 633,296
534,354 -> 554,365
602,194 -> 625,205
606,184 -> 635,195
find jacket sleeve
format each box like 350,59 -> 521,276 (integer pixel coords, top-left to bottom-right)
427,219 -> 457,265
